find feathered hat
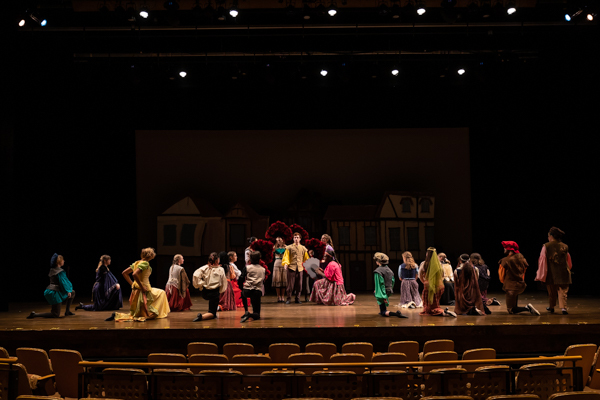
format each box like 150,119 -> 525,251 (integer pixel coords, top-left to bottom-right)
265,221 -> 293,244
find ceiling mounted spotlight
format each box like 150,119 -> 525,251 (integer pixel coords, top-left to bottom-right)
416,0 -> 426,15
328,3 -> 338,17
179,71 -> 187,78
229,5 -> 239,17
391,68 -> 399,76
564,7 -> 582,22
506,1 -> 516,15
18,18 -> 26,26
29,12 -> 47,26
303,4 -> 312,20
588,13 -> 596,21
320,69 -> 328,76
458,68 -> 466,75
216,6 -> 227,21
139,5 -> 149,18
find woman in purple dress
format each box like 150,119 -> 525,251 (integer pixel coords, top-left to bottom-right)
76,255 -> 123,311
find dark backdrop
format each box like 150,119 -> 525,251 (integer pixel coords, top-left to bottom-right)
3,20 -> 598,306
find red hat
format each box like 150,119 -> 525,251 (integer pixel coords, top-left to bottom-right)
501,241 -> 520,253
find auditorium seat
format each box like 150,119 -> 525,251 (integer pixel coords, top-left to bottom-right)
288,353 -> 325,375
153,369 -> 197,399
15,348 -> 56,395
187,342 -> 218,356
487,395 -> 541,400
1,363 -> 54,398
461,348 -> 497,373
549,393 -> 600,400
231,354 -> 272,375
516,363 -> 571,400
342,342 -> 374,362
188,354 -> 228,374
310,371 -> 362,400
421,340 -> 455,361
422,396 -> 474,400
330,353 -> 367,375
369,352 -> 408,372
555,344 -> 597,388
48,349 -> 85,399
587,348 -> 600,390
147,353 -> 187,369
16,397 -> 60,400
305,343 -> 337,362
223,343 -> 254,360
88,368 -> 147,400
388,341 -> 419,363
269,343 -> 301,363
421,351 -> 459,374
0,347 -> 10,358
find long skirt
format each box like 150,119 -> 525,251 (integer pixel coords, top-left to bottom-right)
400,280 -> 423,307
166,284 -> 192,311
115,287 -> 170,322
310,279 -> 356,306
82,272 -> 123,311
440,280 -> 455,305
419,286 -> 444,316
219,281 -> 236,311
271,259 -> 287,288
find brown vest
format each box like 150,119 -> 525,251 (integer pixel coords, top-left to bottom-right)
286,244 -> 307,272
500,253 -> 528,291
544,241 -> 571,285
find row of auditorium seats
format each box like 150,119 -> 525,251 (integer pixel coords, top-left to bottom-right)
3,342 -> 600,400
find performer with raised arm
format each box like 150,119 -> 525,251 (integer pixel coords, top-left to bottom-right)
265,221 -> 293,303
282,231 -> 309,304
499,241 -> 539,316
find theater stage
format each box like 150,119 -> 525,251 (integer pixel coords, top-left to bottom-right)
1,293 -> 599,359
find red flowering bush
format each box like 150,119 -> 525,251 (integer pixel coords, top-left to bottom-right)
265,221 -> 293,244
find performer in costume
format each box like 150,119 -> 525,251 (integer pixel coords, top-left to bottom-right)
418,247 -> 456,317
374,252 -> 407,318
272,237 -> 288,302
76,254 -> 122,312
536,227 -> 573,314
192,252 -> 227,322
218,251 -> 237,311
310,246 -> 355,306
108,247 -> 170,322
164,254 -> 192,312
228,251 -> 243,308
398,251 -> 422,309
471,253 -> 500,307
439,252 -> 455,306
453,254 -> 486,315
499,241 -> 540,315
245,237 -> 257,265
240,251 -> 266,322
27,253 -> 76,319
282,232 -> 309,304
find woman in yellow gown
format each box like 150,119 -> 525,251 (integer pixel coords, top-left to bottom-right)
108,248 -> 170,321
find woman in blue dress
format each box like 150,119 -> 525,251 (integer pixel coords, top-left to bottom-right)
27,253 -> 76,319
76,255 -> 123,311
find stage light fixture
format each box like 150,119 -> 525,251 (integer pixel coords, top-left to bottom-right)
217,6 -> 227,21
506,1 -> 516,15
328,3 -> 338,17
416,1 -> 426,15
588,13 -> 595,21
18,18 -> 26,26
391,68 -> 399,76
30,13 -> 47,26
229,6 -> 238,17
139,6 -> 149,18
320,69 -> 328,76
179,71 -> 187,78
303,4 -> 312,20
564,7 -> 582,22
458,68 -> 465,75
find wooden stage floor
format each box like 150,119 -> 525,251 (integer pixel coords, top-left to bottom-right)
1,293 -> 599,358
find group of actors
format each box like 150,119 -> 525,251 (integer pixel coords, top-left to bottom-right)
26,224 -> 572,322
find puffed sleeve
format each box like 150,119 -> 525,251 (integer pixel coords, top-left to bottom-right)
58,271 -> 74,293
